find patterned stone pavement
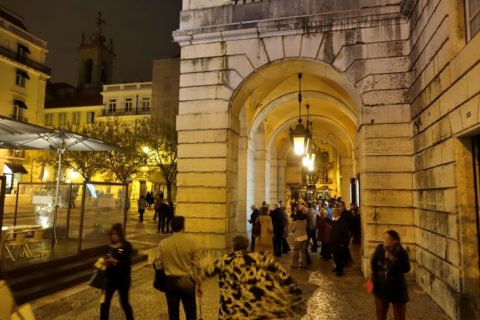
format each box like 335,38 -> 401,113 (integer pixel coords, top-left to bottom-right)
28,209 -> 451,320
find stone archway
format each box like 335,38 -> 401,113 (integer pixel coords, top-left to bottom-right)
175,19 -> 414,275
228,60 -> 360,238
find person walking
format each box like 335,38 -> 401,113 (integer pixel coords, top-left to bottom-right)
330,207 -> 349,276
145,191 -> 152,208
166,201 -> 175,233
248,204 -> 260,252
371,230 -> 410,320
153,193 -> 162,221
100,223 -> 134,320
255,206 -> 274,253
157,199 -> 170,233
290,207 -> 308,268
269,203 -> 285,257
156,216 -> 202,320
317,208 -> 332,260
281,204 -> 291,253
137,195 -> 147,223
205,235 -> 305,319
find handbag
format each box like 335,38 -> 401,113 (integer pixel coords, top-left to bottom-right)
153,263 -> 166,292
252,218 -> 261,237
365,277 -> 374,294
89,269 -> 106,290
294,234 -> 308,242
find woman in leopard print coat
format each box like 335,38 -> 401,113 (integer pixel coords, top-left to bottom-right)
205,235 -> 305,319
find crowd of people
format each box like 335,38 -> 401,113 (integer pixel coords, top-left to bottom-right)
108,195 -> 409,320
0,194 -> 409,320
249,197 -> 361,276
137,191 -> 175,233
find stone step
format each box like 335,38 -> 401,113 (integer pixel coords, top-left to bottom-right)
6,248 -> 147,305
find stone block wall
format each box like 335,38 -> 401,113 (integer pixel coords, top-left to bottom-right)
408,0 -> 480,318
175,2 -> 416,267
175,0 -> 480,318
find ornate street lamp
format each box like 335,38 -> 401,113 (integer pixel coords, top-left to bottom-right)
303,104 -> 316,169
290,73 -> 309,156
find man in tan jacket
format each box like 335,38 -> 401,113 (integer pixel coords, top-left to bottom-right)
155,216 -> 202,320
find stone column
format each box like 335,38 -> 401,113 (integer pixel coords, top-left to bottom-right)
254,129 -> 268,205
269,157 -> 279,204
341,157 -> 354,205
278,158 -> 287,203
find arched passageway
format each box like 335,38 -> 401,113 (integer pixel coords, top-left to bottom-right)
229,59 -> 360,235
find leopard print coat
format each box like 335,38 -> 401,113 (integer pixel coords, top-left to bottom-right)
206,250 -> 305,319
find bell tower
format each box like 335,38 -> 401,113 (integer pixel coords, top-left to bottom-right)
77,12 -> 115,93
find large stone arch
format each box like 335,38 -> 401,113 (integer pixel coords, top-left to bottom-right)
226,59 -> 361,238
175,15 -> 413,275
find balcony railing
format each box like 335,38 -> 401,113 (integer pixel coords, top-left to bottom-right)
0,44 -> 51,75
0,18 -> 47,48
102,108 -> 151,116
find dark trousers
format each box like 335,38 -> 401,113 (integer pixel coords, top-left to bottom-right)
158,217 -> 167,232
282,237 -> 290,253
100,281 -> 134,320
250,234 -> 256,252
138,209 -> 144,223
320,241 -> 331,260
165,276 -> 196,320
333,246 -> 346,274
165,217 -> 172,232
272,236 -> 283,257
375,296 -> 406,320
308,229 -> 318,251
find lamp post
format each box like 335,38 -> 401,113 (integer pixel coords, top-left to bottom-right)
291,73 -> 309,156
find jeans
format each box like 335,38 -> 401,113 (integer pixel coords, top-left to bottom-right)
165,276 -> 197,320
100,281 -> 134,320
291,240 -> 307,267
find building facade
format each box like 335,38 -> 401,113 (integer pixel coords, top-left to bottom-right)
0,5 -> 50,192
174,0 -> 480,318
151,58 -> 180,126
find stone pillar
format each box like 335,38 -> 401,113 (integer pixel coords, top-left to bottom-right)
341,157 -> 354,205
237,133 -> 249,233
278,158 -> 287,203
175,56 -> 239,250
269,157 -> 279,204
254,128 -> 267,205
358,119 -> 414,273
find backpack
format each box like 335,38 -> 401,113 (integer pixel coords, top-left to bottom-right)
252,218 -> 261,237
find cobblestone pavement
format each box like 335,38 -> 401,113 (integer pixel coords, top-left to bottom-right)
29,209 -> 451,320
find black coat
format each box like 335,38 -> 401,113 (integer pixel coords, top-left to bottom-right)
371,244 -> 410,304
249,209 -> 259,224
269,208 -> 285,237
330,215 -> 349,252
105,241 -> 133,286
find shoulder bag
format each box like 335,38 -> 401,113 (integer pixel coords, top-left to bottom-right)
153,263 -> 166,292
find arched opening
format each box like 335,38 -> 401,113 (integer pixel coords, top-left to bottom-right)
228,59 -> 362,235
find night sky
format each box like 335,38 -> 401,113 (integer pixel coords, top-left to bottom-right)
0,0 -> 182,85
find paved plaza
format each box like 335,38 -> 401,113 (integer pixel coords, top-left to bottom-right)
27,209 -> 451,320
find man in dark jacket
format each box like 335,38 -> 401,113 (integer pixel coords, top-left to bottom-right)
157,200 -> 171,233
337,200 -> 353,266
248,205 -> 260,252
269,203 -> 285,257
330,208 -> 350,276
